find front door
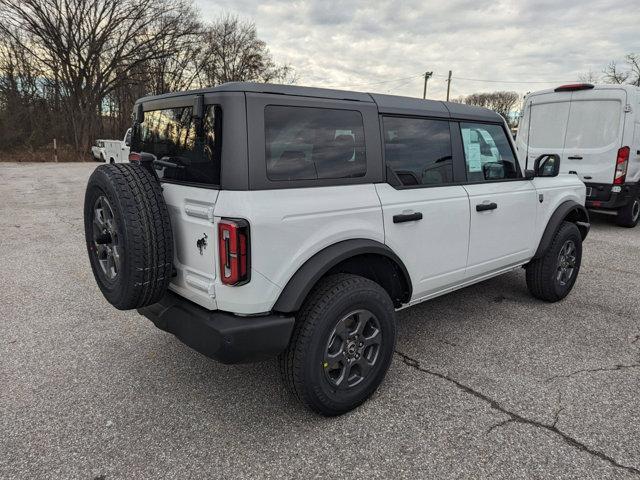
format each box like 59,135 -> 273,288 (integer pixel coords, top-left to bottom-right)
459,121 -> 537,278
376,116 -> 470,301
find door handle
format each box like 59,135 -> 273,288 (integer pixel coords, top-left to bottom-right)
568,156 -> 583,160
476,202 -> 498,212
393,212 -> 423,223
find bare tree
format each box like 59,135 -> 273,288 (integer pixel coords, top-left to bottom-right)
624,54 -> 640,86
144,11 -> 205,95
459,91 -> 521,125
603,61 -> 630,84
197,15 -> 296,87
578,69 -> 600,83
0,0 -> 199,155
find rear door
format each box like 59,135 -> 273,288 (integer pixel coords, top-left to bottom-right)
376,116 -> 470,300
517,91 -> 571,171
564,88 -> 627,184
132,101 -> 221,309
460,121 -> 537,278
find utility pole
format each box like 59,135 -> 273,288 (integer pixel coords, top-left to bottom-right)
446,70 -> 452,101
422,71 -> 433,99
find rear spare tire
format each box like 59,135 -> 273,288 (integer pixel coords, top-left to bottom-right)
84,163 -> 173,310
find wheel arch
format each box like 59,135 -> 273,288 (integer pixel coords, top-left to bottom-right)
272,239 -> 412,313
533,200 -> 590,260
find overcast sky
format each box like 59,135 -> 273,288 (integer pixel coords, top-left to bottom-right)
196,0 -> 638,100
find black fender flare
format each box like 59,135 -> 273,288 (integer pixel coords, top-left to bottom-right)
272,239 -> 412,313
533,200 -> 590,259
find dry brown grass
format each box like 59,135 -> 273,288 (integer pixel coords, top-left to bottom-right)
0,145 -> 92,162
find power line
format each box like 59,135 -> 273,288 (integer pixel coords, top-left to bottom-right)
433,73 -> 578,84
324,73 -> 424,89
318,71 -> 578,93
385,76 -> 422,93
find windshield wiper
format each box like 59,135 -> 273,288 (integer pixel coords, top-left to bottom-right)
153,156 -> 187,169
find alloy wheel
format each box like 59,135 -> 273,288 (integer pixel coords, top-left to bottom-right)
92,195 -> 120,281
556,240 -> 577,286
323,309 -> 382,390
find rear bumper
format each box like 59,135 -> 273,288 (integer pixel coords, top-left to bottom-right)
137,291 -> 295,364
585,182 -> 638,210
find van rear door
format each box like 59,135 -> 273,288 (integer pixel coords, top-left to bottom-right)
517,92 -> 571,170
563,88 -> 627,184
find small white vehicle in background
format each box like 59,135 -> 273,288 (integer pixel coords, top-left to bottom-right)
518,83 -> 640,227
90,140 -> 106,162
102,128 -> 132,164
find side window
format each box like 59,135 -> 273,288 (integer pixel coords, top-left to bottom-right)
460,122 -> 520,182
383,117 -> 453,186
133,105 -> 220,186
265,106 -> 366,181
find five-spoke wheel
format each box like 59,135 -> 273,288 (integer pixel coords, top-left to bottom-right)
323,309 -> 382,389
92,196 -> 120,281
279,274 -> 396,416
556,239 -> 577,287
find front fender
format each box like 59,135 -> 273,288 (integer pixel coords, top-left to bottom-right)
533,200 -> 590,259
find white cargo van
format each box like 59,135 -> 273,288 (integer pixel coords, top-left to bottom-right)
517,84 -> 640,227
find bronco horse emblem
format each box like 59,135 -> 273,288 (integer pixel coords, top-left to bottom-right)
196,233 -> 208,255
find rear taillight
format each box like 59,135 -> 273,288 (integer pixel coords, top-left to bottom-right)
614,146 -> 630,185
128,152 -> 142,162
218,218 -> 250,286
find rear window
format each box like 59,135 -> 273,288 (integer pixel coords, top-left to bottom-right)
522,101 -> 570,149
565,100 -> 621,149
383,116 -> 453,186
132,105 -> 220,186
265,106 -> 366,181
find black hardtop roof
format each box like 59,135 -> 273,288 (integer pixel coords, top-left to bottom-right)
135,82 -> 502,122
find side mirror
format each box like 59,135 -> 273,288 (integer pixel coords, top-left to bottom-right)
525,169 -> 535,180
482,162 -> 505,181
534,154 -> 561,177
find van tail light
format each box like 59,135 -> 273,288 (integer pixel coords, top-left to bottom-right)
218,218 -> 250,286
554,83 -> 595,92
614,146 -> 630,185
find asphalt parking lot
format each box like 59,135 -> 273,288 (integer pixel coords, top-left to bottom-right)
1,162 -> 639,479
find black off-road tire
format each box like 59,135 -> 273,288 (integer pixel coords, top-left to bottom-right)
278,274 -> 396,416
84,163 -> 173,310
615,197 -> 640,228
526,221 -> 582,302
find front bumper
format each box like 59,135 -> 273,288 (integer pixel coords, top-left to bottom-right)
137,291 -> 295,364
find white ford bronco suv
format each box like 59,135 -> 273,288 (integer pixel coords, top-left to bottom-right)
84,82 -> 589,416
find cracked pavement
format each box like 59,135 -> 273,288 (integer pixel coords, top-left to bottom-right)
2,163 -> 639,479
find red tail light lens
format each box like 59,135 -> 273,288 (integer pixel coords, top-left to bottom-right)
218,218 -> 250,286
614,146 -> 630,185
554,83 -> 595,92
128,152 -> 142,162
